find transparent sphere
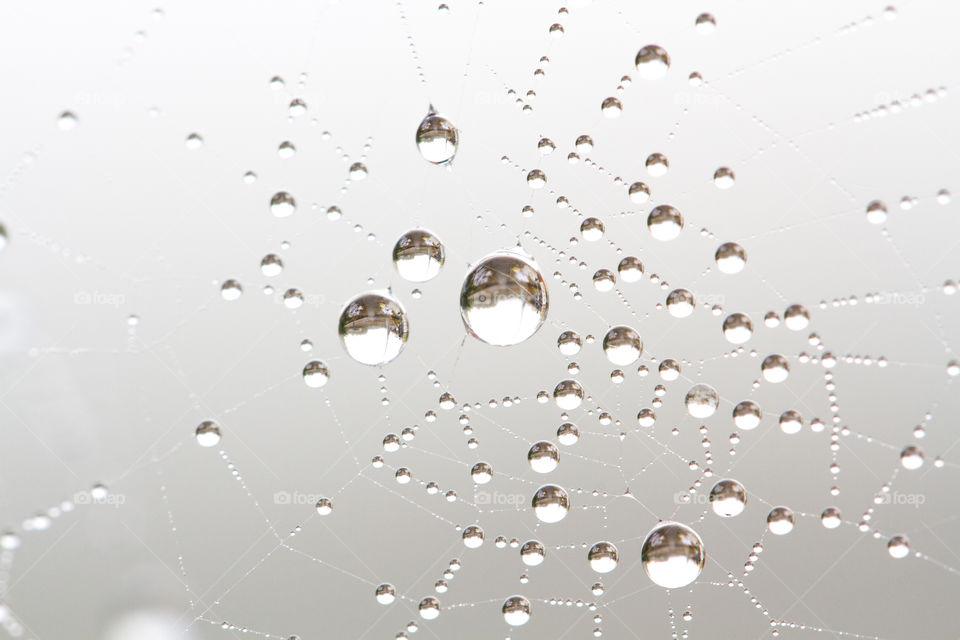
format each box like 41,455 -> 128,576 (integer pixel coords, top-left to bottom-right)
418,597 -> 441,620
460,250 -> 548,346
557,422 -> 580,445
558,330 -> 582,356
603,326 -> 643,365
502,595 -> 532,626
684,384 -> 719,418
761,354 -> 790,383
521,540 -> 546,566
471,461 -> 493,484
220,279 -> 243,301
528,441 -> 560,473
462,525 -> 484,548
532,484 -> 570,523
709,479 -> 746,517
393,230 -> 445,282
302,360 -> 330,388
416,106 -> 458,165
618,256 -> 644,282
315,498 -> 333,515
713,166 -> 734,188
628,181 -> 650,204
634,44 -> 670,79
195,420 -> 221,447
641,522 -> 705,589
375,583 -> 396,605
784,304 -> 810,331
553,379 -> 583,410
900,445 -> 924,470
887,535 -> 910,559
666,289 -> 695,318
732,400 -> 762,430
779,410 -> 803,434
648,205 -> 684,241
588,541 -> 619,573
766,506 -> 795,535
722,313 -> 753,344
715,242 -> 746,274
866,200 -> 888,224
270,191 -> 296,218
338,292 -> 409,365
820,507 -> 842,529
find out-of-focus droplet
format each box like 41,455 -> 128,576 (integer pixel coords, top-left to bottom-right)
416,105 -> 459,165
338,292 -> 409,365
761,354 -> 790,383
634,45 -> 670,79
376,584 -> 396,605
779,410 -> 803,434
532,484 -> 570,523
784,304 -> 810,331
270,192 -> 296,218
58,111 -> 78,131
349,162 -> 367,180
900,445 -> 924,470
685,384 -> 719,418
641,522 -> 705,588
303,360 -> 330,388
618,256 -> 644,282
460,250 -> 548,346
601,97 -> 622,118
648,205 -> 683,241
393,230 -> 445,282
766,506 -> 795,535
277,141 -> 296,158
866,200 -> 888,224
710,479 -> 746,517
887,535 -> 910,559
220,279 -> 243,301
185,133 -> 204,150
696,13 -> 717,34
722,313 -> 753,344
820,507 -> 842,529
195,420 -> 221,447
629,181 -> 650,203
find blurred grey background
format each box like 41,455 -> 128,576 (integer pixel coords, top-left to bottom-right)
0,0 -> 958,638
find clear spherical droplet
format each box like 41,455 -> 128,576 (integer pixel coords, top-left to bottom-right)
709,479 -> 746,517
376,584 -> 396,605
666,289 -> 695,318
603,326 -> 642,365
416,106 -> 458,165
502,595 -> 532,626
270,192 -> 296,218
634,45 -> 670,79
887,535 -> 910,559
761,354 -> 790,383
393,229 -> 445,282
588,541 -> 619,573
532,484 -> 570,523
820,507 -> 842,529
685,384 -> 719,418
553,380 -> 583,410
521,540 -> 546,566
722,313 -> 753,344
338,292 -> 409,365
766,506 -> 795,535
303,360 -> 330,388
641,522 -> 705,588
195,420 -> 221,447
648,205 -> 683,241
715,242 -> 746,274
732,400 -> 762,430
460,250 -> 548,346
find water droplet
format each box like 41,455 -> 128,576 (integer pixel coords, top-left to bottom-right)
722,313 -> 753,344
580,217 -> 605,241
887,535 -> 910,559
532,484 -> 570,523
526,169 -> 547,188
715,243 -> 746,274
634,45 -> 670,79
601,97 -> 622,118
784,304 -> 810,331
349,162 -> 368,180
588,542 -> 619,573
338,292 -> 409,365
603,326 -> 642,365
393,230 -> 445,282
502,596 -> 532,626
710,479 -> 746,517
460,250 -> 548,346
220,279 -> 243,300
553,379 -> 583,410
557,422 -> 580,445
713,166 -> 735,188
315,498 -> 333,515
58,111 -> 78,131
779,410 -> 803,434
185,133 -> 204,150
666,289 -> 695,318
270,192 -> 296,218
685,384 -> 719,418
376,584 -> 396,605
416,106 -> 458,165
866,200 -> 888,224
558,331 -> 582,355
820,507 -> 842,529
288,99 -> 307,117
766,506 -> 795,535
528,441 -> 560,473
732,400 -> 762,430
303,360 -> 330,388
195,420 -> 221,447
695,13 -> 717,34
641,522 -> 705,588
648,205 -> 684,241
418,597 -> 440,620
260,254 -> 284,276
628,181 -> 650,203
575,135 -> 594,153
462,525 -> 484,548
471,461 -> 493,484
538,137 -> 556,154
521,540 -> 546,566
761,354 -> 790,383
645,153 -> 669,176
277,141 -> 296,158
900,445 -> 924,470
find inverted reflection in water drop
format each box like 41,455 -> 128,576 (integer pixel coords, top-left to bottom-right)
502,595 -> 531,626
722,312 -> 753,344
766,506 -> 795,535
646,152 -> 669,176
553,379 -> 583,410
900,445 -> 924,470
580,217 -> 605,241
628,181 -> 650,203
416,105 -> 458,165
866,200 -> 888,224
302,360 -> 330,388
338,292 -> 409,365
888,535 -> 910,559
588,541 -> 619,573
666,289 -> 695,318
696,13 -> 717,34
732,400 -> 762,430
185,133 -> 204,150
601,97 -> 622,118
715,242 -> 746,274
528,441 -> 560,473
648,205 -> 683,241
462,525 -> 484,548
603,326 -> 642,365
220,279 -> 243,301
58,111 -> 78,131
269,192 -> 296,218
821,507 -> 842,529
471,461 -> 493,484
532,484 -> 569,523
709,479 -> 746,517
618,256 -> 644,282
315,498 -> 333,515
521,540 -> 546,566
641,521 -> 705,588
713,166 -> 735,188
195,420 -> 221,447
418,597 -> 440,620
635,45 -> 670,79
393,230 -> 444,282
376,584 -> 396,605
761,354 -> 790,383
460,250 -> 548,346
784,304 -> 810,330
558,331 -> 582,355
557,422 -> 580,445
684,384 -> 719,418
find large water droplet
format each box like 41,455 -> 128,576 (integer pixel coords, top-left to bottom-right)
648,205 -> 684,241
393,230 -> 445,282
460,250 -> 548,346
641,522 -> 705,588
603,326 -> 643,365
416,106 -> 458,165
588,542 -> 619,573
685,384 -> 719,418
766,506 -> 795,535
502,596 -> 531,626
528,441 -> 560,473
338,292 -> 409,365
634,45 -> 670,79
709,479 -> 746,517
532,484 -> 569,523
